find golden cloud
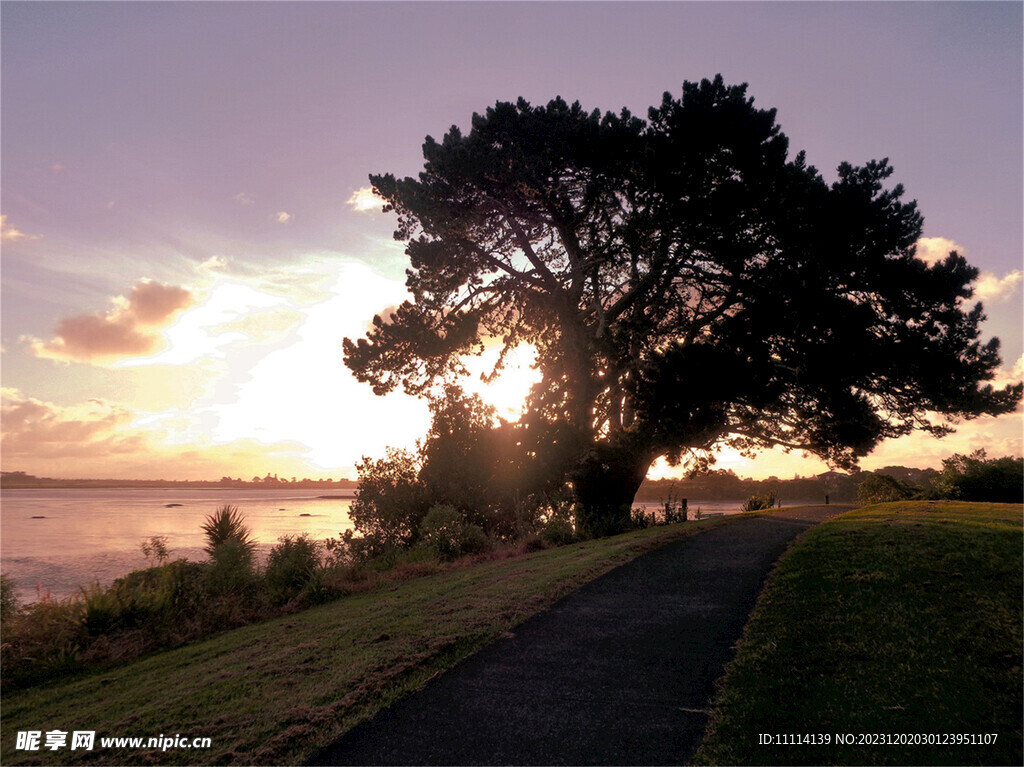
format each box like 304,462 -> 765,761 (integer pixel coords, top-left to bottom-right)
347,186 -> 383,213
29,281 -> 195,364
1,388 -> 139,459
0,388 -> 331,480
914,236 -> 962,265
0,215 -> 40,242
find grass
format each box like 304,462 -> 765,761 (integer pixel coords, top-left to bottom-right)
694,501 -> 1023,766
1,514 -> 740,766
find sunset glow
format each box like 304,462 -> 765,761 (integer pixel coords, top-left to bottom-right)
2,2 -> 1020,482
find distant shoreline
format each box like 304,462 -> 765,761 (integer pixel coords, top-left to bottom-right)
0,473 -> 357,491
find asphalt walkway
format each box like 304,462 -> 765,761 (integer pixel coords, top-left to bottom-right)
311,505 -> 848,766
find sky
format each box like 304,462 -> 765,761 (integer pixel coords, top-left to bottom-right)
1,1 -> 1021,482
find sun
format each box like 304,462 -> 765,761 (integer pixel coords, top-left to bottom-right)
460,344 -> 542,420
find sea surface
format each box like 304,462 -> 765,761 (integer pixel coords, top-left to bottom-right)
1,488 -> 753,603
1,488 -> 355,603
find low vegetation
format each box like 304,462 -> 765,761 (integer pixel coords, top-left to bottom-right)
856,450 -> 1023,505
0,514 -> 740,766
0,480 -> 693,693
695,501 -> 1023,766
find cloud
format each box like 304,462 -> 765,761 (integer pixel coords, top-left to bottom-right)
28,281 -> 195,364
914,236 -> 962,265
991,354 -> 1024,396
1,388 -> 139,459
48,163 -> 67,174
347,186 -> 383,213
914,236 -> 1021,303
974,270 -> 1022,303
275,211 -> 292,224
1,214 -> 40,241
233,192 -> 255,205
0,388 -> 330,480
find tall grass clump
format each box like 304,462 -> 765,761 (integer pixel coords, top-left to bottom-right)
742,489 -> 777,511
264,534 -> 322,604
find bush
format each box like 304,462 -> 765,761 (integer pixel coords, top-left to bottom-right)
933,450 -> 1023,503
265,535 -> 321,604
540,516 -> 577,546
419,505 -> 492,561
857,472 -> 916,505
1,572 -> 19,624
350,448 -> 430,549
206,538 -> 256,595
201,505 -> 256,557
631,507 -> 653,529
742,490 -> 778,511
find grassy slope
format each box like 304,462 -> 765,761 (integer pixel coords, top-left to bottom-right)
695,501 -> 1023,766
2,515 -> 740,766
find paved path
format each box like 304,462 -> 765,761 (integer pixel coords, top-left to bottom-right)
310,505 -> 848,766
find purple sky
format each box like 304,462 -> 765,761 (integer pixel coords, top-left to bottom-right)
2,1 -> 1021,480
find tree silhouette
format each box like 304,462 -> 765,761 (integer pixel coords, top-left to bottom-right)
344,76 -> 1021,535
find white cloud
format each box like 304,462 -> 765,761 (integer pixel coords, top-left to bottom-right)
0,214 -> 40,241
347,186 -> 383,213
915,236 -> 1021,303
974,270 -> 1022,303
275,211 -> 293,224
232,192 -> 255,205
914,236 -> 963,265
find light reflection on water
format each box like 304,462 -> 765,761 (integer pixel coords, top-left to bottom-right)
0,488 -> 355,603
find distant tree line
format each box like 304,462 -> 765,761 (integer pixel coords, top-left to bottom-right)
0,472 -> 356,490
857,450 -> 1023,505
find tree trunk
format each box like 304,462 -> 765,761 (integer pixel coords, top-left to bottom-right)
572,445 -> 651,537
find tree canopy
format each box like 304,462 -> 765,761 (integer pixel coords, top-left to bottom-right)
344,76 -> 1022,535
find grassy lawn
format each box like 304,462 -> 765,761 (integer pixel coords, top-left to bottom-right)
1,515 -> 739,766
695,501 -> 1023,766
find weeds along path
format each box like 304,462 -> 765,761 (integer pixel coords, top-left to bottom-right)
311,505 -> 847,766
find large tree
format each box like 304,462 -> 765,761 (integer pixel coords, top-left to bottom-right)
344,76 -> 1021,535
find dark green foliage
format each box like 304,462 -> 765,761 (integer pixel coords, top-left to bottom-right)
934,449 -> 1023,503
856,472 -> 917,505
265,535 -> 322,604
539,516 -> 577,547
1,572 -> 18,624
201,505 -> 256,558
347,386 -> 557,558
741,490 -> 778,511
345,76 -> 1021,536
348,448 -> 429,552
418,505 -> 467,561
206,538 -> 257,595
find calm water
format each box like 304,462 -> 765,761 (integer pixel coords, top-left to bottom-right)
1,488 -> 753,603
1,488 -> 355,602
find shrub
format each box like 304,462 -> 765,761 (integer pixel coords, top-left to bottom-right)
631,507 -> 653,529
742,490 -> 778,511
201,505 -> 256,557
933,450 -> 1023,503
857,472 -> 916,505
2,594 -> 85,689
540,516 -> 577,546
350,448 -> 430,549
459,523 -> 491,556
140,535 -> 170,564
663,500 -> 689,524
419,504 -> 492,561
1,572 -> 18,624
265,535 -> 321,604
206,538 -> 256,595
